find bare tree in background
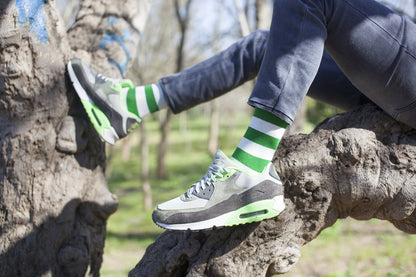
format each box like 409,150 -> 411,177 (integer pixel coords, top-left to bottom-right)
140,122 -> 153,211
235,0 -> 251,36
157,0 -> 194,179
255,0 -> 272,29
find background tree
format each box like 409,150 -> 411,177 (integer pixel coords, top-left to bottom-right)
0,0 -> 150,275
156,0 -> 194,179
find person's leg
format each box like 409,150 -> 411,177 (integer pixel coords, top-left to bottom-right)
67,59 -> 168,144
122,84 -> 167,119
68,25 -> 372,146
158,30 -> 268,113
247,0 -> 327,125
308,51 -> 372,110
324,0 -> 416,128
250,0 -> 416,129
154,0 -> 416,230
152,31 -> 290,230
159,29 -> 370,114
67,30 -> 268,144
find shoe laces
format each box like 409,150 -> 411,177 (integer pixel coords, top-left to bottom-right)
97,73 -> 133,90
185,163 -> 229,198
97,73 -> 118,87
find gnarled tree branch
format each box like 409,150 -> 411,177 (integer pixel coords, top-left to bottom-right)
130,104 -> 416,277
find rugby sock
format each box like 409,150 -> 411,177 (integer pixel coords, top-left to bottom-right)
231,107 -> 288,174
121,83 -> 167,119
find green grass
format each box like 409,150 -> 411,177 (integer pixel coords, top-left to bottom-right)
100,106 -> 416,277
285,219 -> 416,277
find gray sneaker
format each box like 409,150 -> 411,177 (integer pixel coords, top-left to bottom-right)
67,58 -> 140,144
152,150 -> 285,231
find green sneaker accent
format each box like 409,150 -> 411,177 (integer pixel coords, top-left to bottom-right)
215,169 -> 237,181
128,122 -> 140,133
80,100 -> 113,138
119,80 -> 134,89
225,198 -> 281,226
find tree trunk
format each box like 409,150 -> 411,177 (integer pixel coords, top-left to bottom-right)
0,0 -> 150,275
157,110 -> 172,179
129,104 -> 416,276
235,0 -> 251,36
140,121 -> 152,211
157,0 -> 193,179
121,133 -> 138,162
180,112 -> 192,154
255,0 -> 272,30
208,99 -> 220,156
105,144 -> 115,178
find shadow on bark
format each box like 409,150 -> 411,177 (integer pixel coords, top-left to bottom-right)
0,1 -> 14,16
0,199 -> 116,276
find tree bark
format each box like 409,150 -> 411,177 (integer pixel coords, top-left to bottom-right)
0,0 -> 149,275
129,104 -> 416,277
140,121 -> 153,211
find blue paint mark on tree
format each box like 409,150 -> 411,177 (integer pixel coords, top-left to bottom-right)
99,17 -> 131,75
123,28 -> 131,41
108,16 -> 118,26
16,0 -> 49,42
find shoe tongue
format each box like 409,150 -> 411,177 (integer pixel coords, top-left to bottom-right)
212,150 -> 235,169
185,150 -> 234,199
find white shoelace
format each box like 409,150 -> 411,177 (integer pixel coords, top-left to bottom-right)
185,163 -> 228,198
97,73 -> 117,86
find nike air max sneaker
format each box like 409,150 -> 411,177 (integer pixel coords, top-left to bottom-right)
67,58 -> 140,144
152,150 -> 285,231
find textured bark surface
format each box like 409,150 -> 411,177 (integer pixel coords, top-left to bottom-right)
130,104 -> 416,277
0,0 -> 149,276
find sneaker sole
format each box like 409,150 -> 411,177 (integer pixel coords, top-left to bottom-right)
68,61 -> 119,144
154,195 -> 285,231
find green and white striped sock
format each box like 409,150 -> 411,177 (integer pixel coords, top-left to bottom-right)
121,83 -> 167,119
231,108 -> 288,174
